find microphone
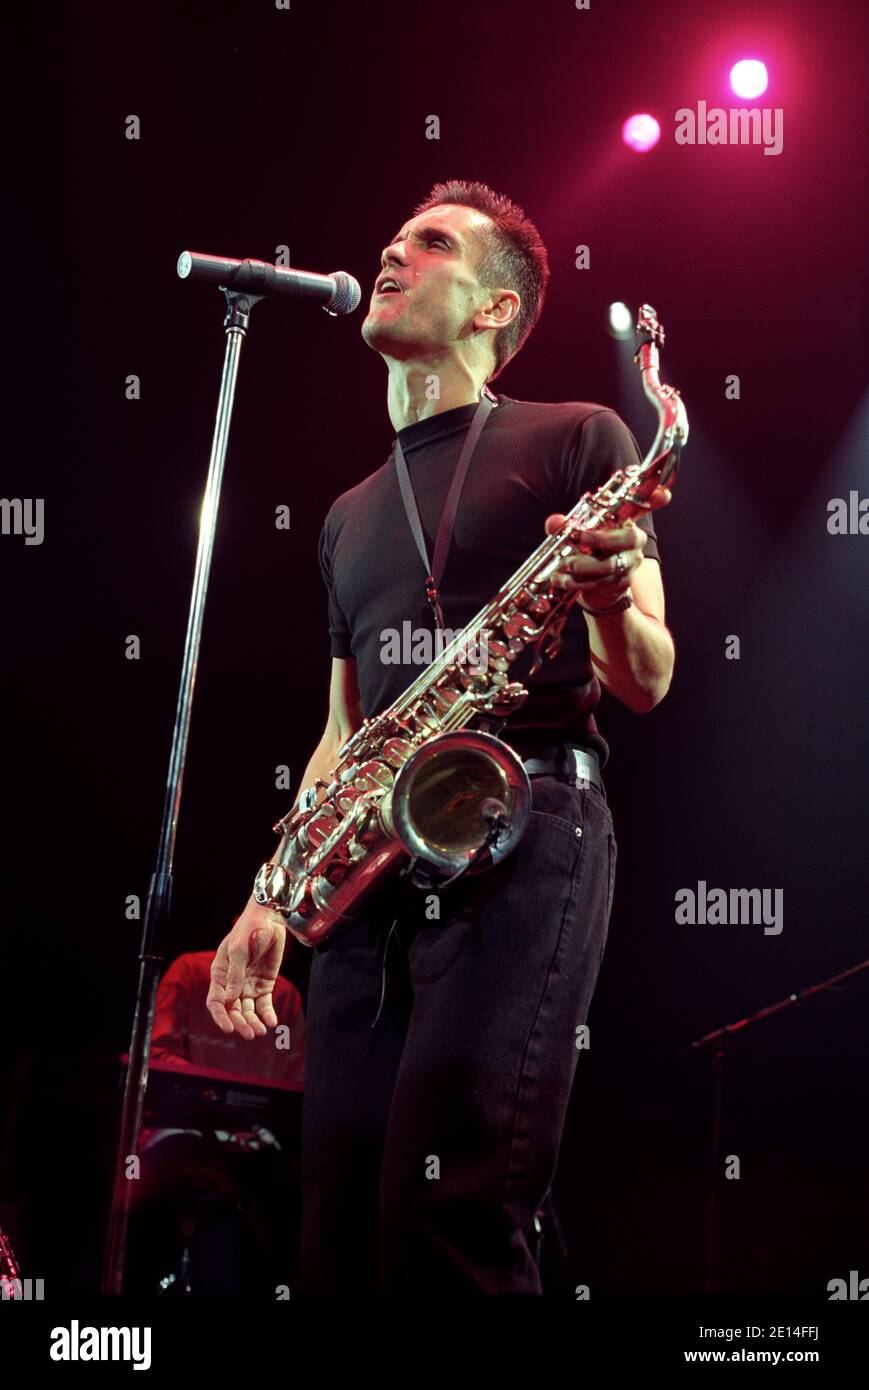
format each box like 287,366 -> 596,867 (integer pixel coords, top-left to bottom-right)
177,251 -> 362,316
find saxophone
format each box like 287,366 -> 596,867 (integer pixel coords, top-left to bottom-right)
254,305 -> 688,946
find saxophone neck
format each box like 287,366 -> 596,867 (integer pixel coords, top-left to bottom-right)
634,302 -> 665,402
631,302 -> 690,471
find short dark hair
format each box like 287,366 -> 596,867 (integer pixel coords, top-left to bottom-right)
412,179 -> 550,382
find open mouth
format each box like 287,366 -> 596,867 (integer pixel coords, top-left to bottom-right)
375,277 -> 403,296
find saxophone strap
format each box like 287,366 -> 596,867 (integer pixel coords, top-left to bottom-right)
393,390 -> 497,631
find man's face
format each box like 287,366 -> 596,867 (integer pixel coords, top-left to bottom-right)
361,202 -> 497,363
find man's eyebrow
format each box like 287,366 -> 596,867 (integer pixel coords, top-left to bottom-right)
388,222 -> 460,246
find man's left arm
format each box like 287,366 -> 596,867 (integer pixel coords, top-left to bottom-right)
544,504 -> 675,713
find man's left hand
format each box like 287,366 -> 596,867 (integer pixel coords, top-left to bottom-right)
544,485 -> 671,606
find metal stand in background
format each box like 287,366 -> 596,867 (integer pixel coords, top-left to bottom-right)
101,286 -> 264,1295
679,955 -> 869,1294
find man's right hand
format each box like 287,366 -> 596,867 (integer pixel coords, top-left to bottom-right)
206,660 -> 362,1039
206,897 -> 287,1040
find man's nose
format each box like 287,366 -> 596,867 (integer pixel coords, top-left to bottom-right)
380,242 -> 408,270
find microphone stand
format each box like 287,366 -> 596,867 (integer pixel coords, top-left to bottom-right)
678,955 -> 869,1294
101,285 -> 264,1295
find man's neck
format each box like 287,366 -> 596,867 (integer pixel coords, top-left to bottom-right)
385,357 -> 488,432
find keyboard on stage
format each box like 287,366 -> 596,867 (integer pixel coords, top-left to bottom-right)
119,1055 -> 303,1139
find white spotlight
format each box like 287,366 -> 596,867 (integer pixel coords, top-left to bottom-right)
608,301 -> 633,340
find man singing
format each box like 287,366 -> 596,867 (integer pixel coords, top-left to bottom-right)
207,180 -> 673,1294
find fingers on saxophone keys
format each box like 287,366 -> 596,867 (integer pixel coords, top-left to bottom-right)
577,524 -> 642,554
551,555 -> 619,589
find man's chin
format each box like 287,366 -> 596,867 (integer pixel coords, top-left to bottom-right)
361,314 -> 406,352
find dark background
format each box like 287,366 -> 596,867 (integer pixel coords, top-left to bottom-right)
2,0 -> 867,1296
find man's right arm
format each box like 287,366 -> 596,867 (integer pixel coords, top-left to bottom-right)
206,658 -> 364,1039
232,655 -> 364,922
293,654 -> 365,799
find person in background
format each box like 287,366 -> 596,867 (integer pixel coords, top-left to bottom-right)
128,950 -> 306,1294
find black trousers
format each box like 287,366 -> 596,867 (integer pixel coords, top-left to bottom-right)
299,773 -> 617,1295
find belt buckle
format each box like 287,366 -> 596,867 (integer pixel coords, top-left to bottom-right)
566,746 -> 594,790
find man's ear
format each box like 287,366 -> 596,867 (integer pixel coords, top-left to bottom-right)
474,288 -> 520,332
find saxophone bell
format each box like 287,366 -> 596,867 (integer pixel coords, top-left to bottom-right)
385,729 -> 531,882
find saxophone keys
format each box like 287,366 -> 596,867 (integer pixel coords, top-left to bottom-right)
335,787 -> 359,815
428,686 -> 460,714
382,737 -> 414,767
302,808 -> 339,849
446,663 -> 476,689
355,760 -> 395,794
261,863 -> 289,903
481,638 -> 508,661
502,612 -> 543,641
514,588 -> 551,617
346,835 -> 370,864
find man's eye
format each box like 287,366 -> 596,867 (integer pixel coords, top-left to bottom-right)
429,237 -> 449,248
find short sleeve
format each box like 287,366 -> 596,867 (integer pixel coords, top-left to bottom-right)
318,513 -> 354,657
563,408 -> 660,565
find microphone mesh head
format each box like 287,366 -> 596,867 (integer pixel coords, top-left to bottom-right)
328,271 -> 362,316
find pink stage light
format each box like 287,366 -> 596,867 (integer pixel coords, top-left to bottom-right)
730,59 -> 768,99
621,113 -> 661,153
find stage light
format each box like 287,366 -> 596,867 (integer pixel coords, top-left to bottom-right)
730,59 -> 768,99
608,302 -> 633,340
621,113 -> 661,153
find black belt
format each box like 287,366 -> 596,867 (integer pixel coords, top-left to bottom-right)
518,743 -> 604,793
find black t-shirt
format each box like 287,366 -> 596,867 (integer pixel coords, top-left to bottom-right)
318,393 -> 659,765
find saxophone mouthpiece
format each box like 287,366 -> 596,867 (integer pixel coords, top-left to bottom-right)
635,304 -> 664,350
